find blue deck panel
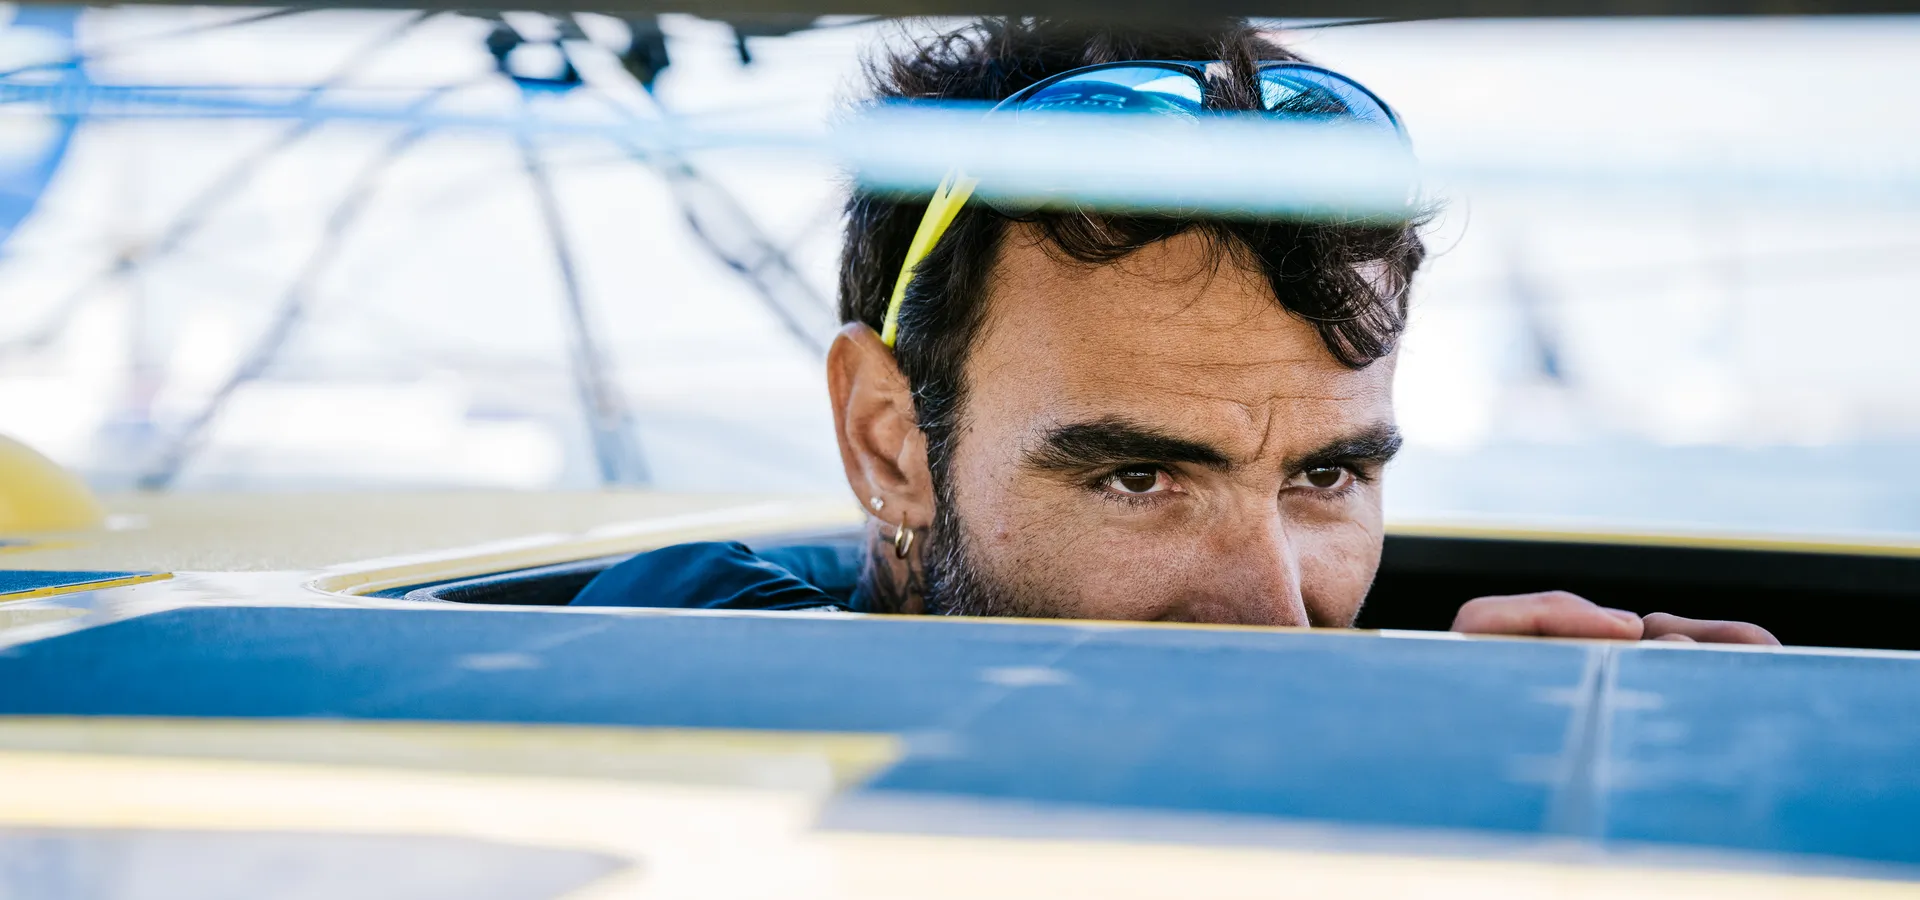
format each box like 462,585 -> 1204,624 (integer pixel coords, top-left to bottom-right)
1607,647 -> 1920,866
871,626 -> 1587,835
1,606 -> 1918,871
0,608 -> 1077,732
0,607 -> 1585,838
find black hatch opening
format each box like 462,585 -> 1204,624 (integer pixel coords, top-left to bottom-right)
379,528 -> 1920,650
1362,533 -> 1920,651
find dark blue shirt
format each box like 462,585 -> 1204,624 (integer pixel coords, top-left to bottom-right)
570,541 -> 872,612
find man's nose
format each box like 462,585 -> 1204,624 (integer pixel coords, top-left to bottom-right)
1190,510 -> 1308,627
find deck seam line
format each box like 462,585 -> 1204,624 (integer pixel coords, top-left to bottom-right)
1544,642 -> 1618,838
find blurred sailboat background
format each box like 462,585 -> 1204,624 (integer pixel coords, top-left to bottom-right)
2,6 -> 1919,536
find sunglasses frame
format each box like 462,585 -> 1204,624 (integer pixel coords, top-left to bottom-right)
998,60 -> 1405,136
879,59 -> 1406,349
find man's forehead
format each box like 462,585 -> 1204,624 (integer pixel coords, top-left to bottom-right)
970,229 -> 1395,453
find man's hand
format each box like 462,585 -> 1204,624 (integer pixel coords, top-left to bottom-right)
1451,591 -> 1780,645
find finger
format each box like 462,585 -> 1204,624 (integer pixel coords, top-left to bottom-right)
1652,633 -> 1696,643
1452,592 -> 1645,640
1642,612 -> 1781,646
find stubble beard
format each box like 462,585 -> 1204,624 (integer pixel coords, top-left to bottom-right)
920,483 -> 1058,620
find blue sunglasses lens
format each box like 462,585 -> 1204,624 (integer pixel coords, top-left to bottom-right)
1257,66 -> 1400,134
1013,65 -> 1204,117
980,63 -> 1405,217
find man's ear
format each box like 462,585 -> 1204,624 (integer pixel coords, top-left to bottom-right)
827,323 -> 935,529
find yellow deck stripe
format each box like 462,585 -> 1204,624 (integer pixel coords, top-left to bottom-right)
0,572 -> 173,603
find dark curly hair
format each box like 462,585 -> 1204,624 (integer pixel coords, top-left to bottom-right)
839,17 -> 1425,520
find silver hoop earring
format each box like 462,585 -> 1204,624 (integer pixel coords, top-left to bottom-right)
892,523 -> 916,559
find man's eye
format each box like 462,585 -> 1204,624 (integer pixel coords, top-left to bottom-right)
1301,466 -> 1351,490
1104,467 -> 1169,495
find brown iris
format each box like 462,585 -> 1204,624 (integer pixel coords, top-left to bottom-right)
1113,468 -> 1160,493
1304,466 -> 1345,489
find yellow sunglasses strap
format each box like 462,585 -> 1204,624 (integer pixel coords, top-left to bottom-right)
880,172 -> 980,348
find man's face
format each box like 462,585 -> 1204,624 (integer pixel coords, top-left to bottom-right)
925,227 -> 1399,626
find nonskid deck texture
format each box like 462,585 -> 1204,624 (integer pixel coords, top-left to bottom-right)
1,606 -> 1917,880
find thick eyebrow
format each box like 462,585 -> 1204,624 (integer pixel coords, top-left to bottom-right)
1289,423 -> 1404,474
1024,418 -> 1234,473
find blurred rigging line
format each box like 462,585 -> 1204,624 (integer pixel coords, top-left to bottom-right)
14,84 -> 1920,206
598,98 -> 840,356
518,126 -> 652,487
563,29 -> 837,357
0,9 -> 438,359
1263,17 -> 1410,28
0,7 -> 311,80
136,91 -> 453,491
1504,241 -> 1567,385
359,141 -> 789,219
1,6 -> 86,255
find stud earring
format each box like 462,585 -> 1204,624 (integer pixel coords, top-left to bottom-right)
869,496 -> 885,513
